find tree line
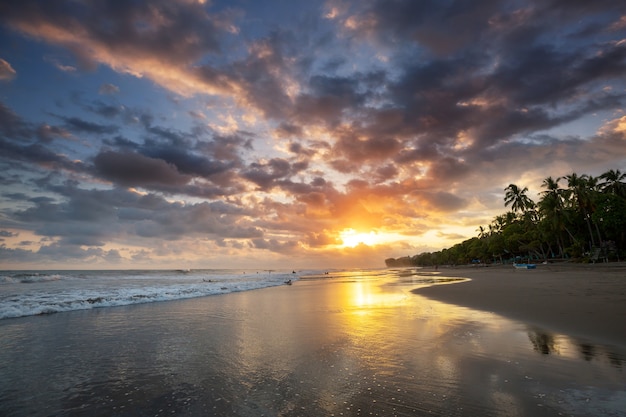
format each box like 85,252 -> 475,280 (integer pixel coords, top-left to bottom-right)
386,169 -> 626,267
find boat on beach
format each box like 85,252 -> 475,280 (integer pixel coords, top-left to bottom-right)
513,263 -> 536,270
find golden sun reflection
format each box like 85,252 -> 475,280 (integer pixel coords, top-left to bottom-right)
350,281 -> 407,309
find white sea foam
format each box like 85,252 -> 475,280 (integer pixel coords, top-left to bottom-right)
0,269 -> 305,319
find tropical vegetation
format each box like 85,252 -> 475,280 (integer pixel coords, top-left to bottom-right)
385,169 -> 626,267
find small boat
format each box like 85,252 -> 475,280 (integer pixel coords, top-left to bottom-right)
513,263 -> 536,270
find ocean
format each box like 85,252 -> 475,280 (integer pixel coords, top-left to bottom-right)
0,268 -> 461,320
1,268 -> 624,416
0,269 -> 305,319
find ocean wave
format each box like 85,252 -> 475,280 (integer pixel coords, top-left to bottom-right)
0,272 -> 63,284
0,270 -> 299,319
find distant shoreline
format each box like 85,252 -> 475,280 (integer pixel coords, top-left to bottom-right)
413,262 -> 626,347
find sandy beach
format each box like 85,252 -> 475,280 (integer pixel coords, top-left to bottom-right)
416,262 -> 626,347
1,268 -> 625,416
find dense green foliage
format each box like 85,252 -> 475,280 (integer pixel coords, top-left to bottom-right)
386,169 -> 626,267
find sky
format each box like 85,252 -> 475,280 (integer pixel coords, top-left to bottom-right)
1,0 -> 625,270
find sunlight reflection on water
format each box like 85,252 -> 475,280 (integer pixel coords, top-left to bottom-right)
0,269 -> 624,416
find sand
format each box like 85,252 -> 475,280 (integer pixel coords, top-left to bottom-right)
415,262 -> 626,347
1,269 -> 625,416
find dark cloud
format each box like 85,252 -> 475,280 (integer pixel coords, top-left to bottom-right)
145,125 -> 190,145
291,73 -> 375,127
251,238 -> 299,253
428,157 -> 471,182
417,191 -> 467,212
276,123 -> 303,138
36,124 -> 71,143
333,134 -> 402,163
287,141 -> 317,157
488,41 -> 626,108
228,32 -> 296,119
0,246 -> 39,263
0,0 -> 228,64
36,243 -> 113,259
61,116 -> 119,135
93,150 -> 191,187
365,0 -> 503,56
143,145 -> 233,179
104,135 -> 141,150
86,101 -> 124,119
0,102 -> 31,140
8,183 -> 265,255
1,137 -> 87,172
243,158 -> 308,190
198,133 -> 252,164
372,164 -> 398,183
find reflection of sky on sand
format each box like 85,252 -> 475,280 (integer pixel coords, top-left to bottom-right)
0,271 -> 624,416
226,274 -> 626,416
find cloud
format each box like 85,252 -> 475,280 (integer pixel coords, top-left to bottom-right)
0,58 -> 16,81
44,55 -> 76,72
93,150 -> 192,187
0,0 -> 625,268
99,83 -> 119,95
0,132 -> 87,174
36,124 -> 72,143
61,116 -> 119,135
243,158 -> 308,190
333,132 -> 402,163
9,183 -> 266,252
0,101 -> 31,140
361,0 -> 503,56
599,114 -> 626,136
0,0 -> 237,95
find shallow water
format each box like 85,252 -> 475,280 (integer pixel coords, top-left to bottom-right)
0,271 -> 624,416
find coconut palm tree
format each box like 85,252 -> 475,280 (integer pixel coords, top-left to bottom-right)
504,183 -> 535,214
564,173 -> 601,248
540,176 -> 561,197
538,176 -> 576,257
599,169 -> 626,198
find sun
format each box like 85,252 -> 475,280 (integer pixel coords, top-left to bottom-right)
339,228 -> 380,247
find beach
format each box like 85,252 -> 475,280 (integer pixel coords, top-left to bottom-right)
416,262 -> 626,347
1,267 -> 625,416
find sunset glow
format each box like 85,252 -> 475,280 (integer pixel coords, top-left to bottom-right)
0,1 -> 625,269
339,229 -> 380,248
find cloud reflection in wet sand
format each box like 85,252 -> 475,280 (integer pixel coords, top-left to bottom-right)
0,272 -> 624,416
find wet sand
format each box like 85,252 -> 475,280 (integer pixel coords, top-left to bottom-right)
1,269 -> 625,416
415,262 -> 626,347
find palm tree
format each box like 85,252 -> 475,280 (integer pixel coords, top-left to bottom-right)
504,184 -> 535,214
599,169 -> 626,198
540,176 -> 561,197
538,176 -> 575,257
564,173 -> 601,248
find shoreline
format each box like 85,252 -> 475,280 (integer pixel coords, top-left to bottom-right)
413,262 -> 626,347
2,266 -> 625,416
